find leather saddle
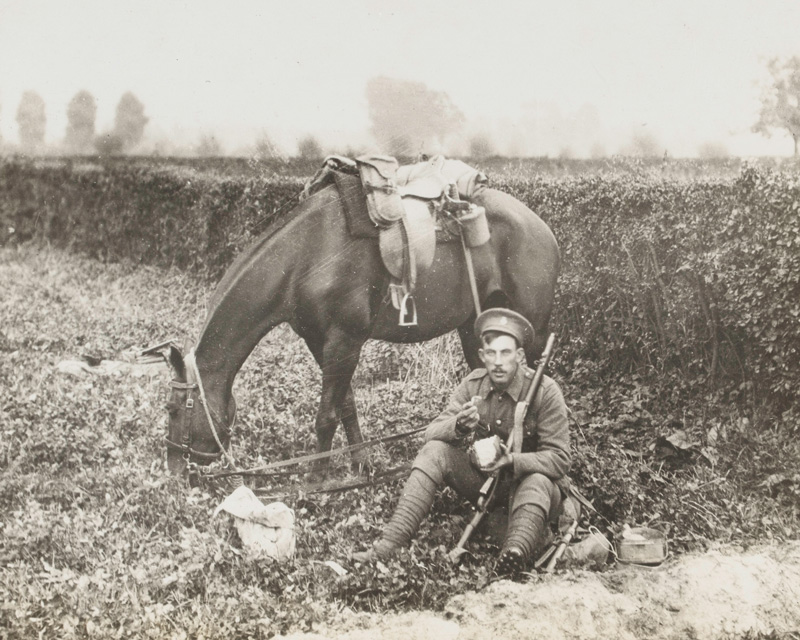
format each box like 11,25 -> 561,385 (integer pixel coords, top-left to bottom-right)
302,154 -> 490,326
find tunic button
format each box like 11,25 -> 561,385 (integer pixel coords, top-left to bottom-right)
496,419 -> 502,425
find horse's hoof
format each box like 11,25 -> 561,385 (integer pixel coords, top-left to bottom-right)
304,469 -> 329,487
350,459 -> 374,476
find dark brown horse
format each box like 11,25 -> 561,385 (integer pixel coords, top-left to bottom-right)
165,185 -> 559,475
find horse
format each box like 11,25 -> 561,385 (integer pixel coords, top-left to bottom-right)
164,183 -> 560,476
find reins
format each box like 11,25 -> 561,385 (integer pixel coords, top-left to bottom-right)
198,424 -> 428,479
185,351 -> 238,470
164,350 -> 239,476
168,348 -> 427,487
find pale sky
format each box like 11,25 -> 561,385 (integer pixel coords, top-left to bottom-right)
1,0 -> 799,157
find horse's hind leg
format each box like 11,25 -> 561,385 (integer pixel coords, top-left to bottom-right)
457,318 -> 482,370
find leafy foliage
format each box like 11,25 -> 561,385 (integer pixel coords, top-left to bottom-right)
297,135 -> 324,160
113,91 -> 148,151
366,76 -> 465,156
195,133 -> 224,157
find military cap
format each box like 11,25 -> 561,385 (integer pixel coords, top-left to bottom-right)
474,308 -> 534,350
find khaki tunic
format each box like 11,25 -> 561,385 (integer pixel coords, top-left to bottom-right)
423,366 -> 571,494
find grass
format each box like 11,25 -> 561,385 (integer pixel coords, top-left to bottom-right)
1,242 -> 798,639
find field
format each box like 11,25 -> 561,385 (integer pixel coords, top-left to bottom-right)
1,156 -> 799,639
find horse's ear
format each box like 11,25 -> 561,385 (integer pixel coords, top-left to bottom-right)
168,345 -> 186,381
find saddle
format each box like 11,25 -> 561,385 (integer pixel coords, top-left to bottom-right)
302,154 -> 491,326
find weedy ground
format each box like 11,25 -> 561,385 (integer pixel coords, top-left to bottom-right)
1,243 -> 798,639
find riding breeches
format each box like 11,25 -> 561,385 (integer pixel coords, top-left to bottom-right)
411,440 -> 563,521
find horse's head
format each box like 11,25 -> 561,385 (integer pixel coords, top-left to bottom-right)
164,345 -> 236,475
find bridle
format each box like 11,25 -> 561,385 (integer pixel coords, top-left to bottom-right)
164,350 -> 237,467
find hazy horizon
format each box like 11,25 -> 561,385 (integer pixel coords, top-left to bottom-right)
2,0 -> 800,158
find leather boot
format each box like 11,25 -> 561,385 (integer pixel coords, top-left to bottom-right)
495,504 -> 546,575
352,468 -> 437,562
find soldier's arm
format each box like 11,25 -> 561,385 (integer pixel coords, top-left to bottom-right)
424,378 -> 473,443
511,378 -> 571,480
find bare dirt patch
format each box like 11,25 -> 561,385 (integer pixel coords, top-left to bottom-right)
279,542 -> 800,640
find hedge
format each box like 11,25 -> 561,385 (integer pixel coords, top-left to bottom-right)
501,166 -> 799,414
1,156 -> 797,415
0,157 -> 305,274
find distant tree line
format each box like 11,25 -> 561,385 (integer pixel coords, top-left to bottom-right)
3,57 -> 797,158
4,90 -> 148,156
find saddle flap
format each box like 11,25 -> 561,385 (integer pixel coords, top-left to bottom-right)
379,198 -> 436,285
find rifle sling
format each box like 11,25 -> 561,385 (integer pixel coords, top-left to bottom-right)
510,372 -> 536,455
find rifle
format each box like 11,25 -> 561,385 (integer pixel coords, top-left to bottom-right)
448,333 -> 556,564
535,518 -> 579,572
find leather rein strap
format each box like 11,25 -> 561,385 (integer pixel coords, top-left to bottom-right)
164,351 -> 237,469
164,380 -> 224,461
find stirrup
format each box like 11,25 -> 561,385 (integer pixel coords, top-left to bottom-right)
399,292 -> 418,326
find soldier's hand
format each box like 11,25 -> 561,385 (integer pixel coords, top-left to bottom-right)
455,400 -> 480,434
481,443 -> 514,474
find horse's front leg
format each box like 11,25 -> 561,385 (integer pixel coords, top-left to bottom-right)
339,384 -> 370,471
313,327 -> 367,470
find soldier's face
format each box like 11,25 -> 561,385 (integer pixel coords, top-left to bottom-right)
479,334 -> 524,390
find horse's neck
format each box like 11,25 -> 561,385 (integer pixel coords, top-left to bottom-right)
193,246 -> 293,395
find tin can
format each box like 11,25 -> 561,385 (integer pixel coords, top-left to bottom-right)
617,527 -> 668,566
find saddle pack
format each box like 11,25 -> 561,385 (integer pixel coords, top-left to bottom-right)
301,154 -> 491,326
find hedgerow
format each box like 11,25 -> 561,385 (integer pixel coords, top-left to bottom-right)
2,157 -> 797,418
0,157 -> 304,275
497,165 -> 800,413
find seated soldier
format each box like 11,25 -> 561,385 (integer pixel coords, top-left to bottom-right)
352,308 -> 571,573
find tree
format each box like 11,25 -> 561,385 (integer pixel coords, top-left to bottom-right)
94,133 -> 125,156
195,134 -> 223,157
252,131 -> 283,161
753,56 -> 800,156
623,131 -> 662,157
297,135 -> 323,160
468,133 -> 495,159
113,92 -> 148,151
366,76 -> 465,157
16,91 -> 46,153
64,90 -> 97,154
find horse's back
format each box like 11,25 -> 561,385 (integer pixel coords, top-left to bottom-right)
474,188 -> 559,260
472,188 -> 560,355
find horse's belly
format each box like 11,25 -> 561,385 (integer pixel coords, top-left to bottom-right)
370,250 -> 475,343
